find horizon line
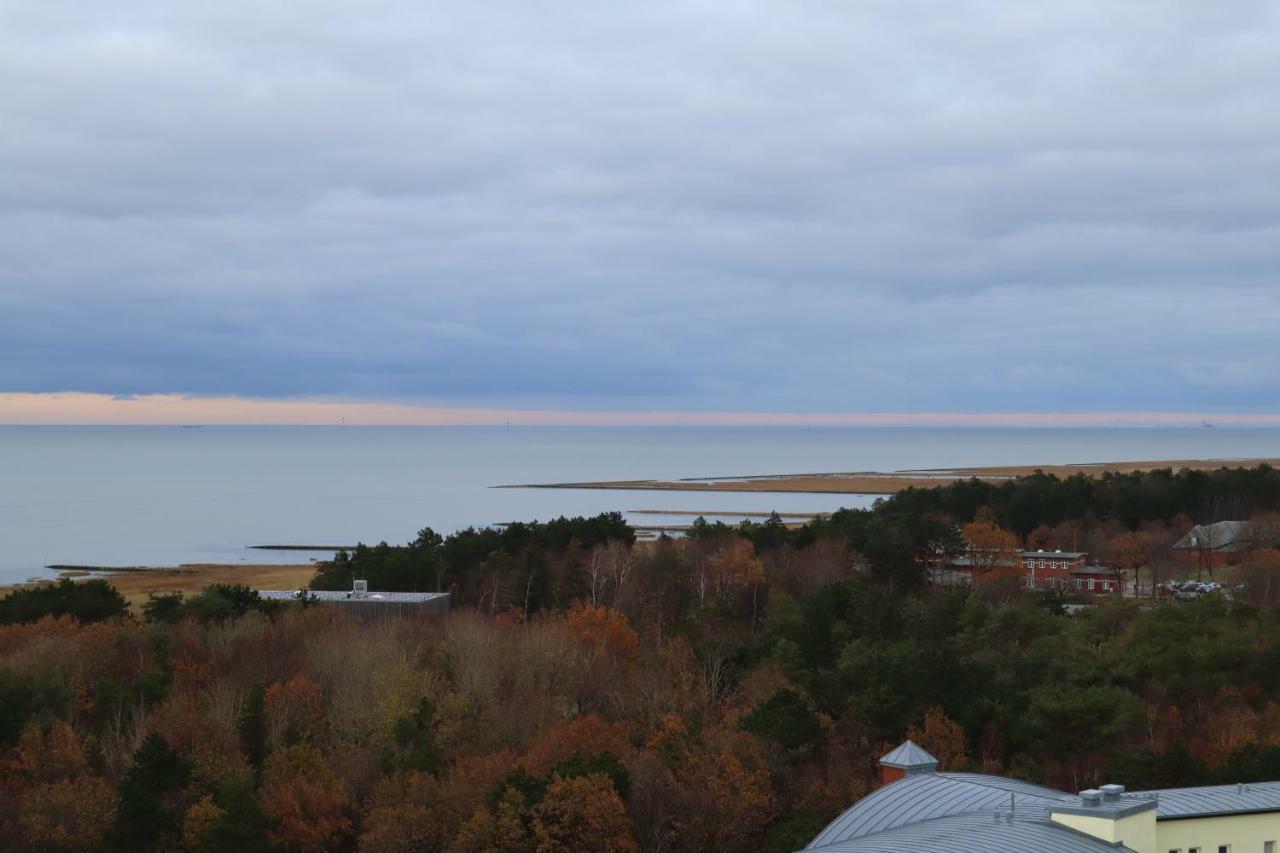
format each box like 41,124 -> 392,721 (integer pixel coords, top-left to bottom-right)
1,392 -> 1277,428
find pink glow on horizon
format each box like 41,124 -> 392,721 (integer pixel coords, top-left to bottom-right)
2,393 -> 1278,428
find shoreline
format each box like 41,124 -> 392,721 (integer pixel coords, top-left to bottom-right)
1,563 -> 318,612
502,457 -> 1280,495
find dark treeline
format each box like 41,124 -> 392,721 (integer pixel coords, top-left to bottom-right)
0,579 -> 127,625
312,512 -> 636,613
322,465 -> 1280,601
844,463 -> 1280,537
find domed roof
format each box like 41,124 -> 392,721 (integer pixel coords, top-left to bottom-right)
805,771 -> 1073,849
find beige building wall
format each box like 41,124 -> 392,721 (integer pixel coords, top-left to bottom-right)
1156,812 -> 1280,853
1051,809 -> 1157,852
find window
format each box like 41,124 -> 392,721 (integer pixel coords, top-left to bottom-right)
1216,846 -> 1229,853
1265,841 -> 1275,853
1088,579 -> 1096,591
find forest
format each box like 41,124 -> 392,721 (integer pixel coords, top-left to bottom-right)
4,464 -> 1280,852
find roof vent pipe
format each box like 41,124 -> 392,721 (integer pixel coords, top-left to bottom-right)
1080,789 -> 1104,808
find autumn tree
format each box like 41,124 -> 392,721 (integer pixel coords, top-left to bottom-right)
451,785 -> 535,853
17,775 -> 116,852
261,745 -> 354,852
521,714 -> 631,780
264,673 -> 324,747
359,771 -> 449,853
650,730 -> 776,850
961,510 -> 1022,576
9,723 -> 115,853
1240,548 -> 1280,606
565,602 -> 639,672
708,538 -> 767,598
530,773 -> 639,853
905,706 -> 968,771
1103,530 -> 1155,594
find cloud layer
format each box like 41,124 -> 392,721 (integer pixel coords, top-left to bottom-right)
3,1 -> 1279,414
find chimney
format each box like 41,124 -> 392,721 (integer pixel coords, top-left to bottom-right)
1080,789 -> 1103,808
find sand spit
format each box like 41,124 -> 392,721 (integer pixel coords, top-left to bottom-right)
504,458 -> 1280,495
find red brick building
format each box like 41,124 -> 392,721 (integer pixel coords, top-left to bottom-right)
1172,521 -> 1249,572
931,546 -> 1125,594
1020,550 -> 1087,589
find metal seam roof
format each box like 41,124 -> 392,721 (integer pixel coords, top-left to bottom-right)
878,739 -> 938,768
805,810 -> 1137,853
258,589 -> 447,602
1136,780 -> 1280,818
805,773 -> 1073,849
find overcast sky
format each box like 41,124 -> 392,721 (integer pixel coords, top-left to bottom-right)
3,1 -> 1278,420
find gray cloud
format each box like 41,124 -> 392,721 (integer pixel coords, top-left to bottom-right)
2,0 -> 1279,412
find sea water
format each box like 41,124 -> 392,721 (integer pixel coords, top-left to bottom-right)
1,425 -> 1278,584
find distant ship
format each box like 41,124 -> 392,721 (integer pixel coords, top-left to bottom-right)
1202,420 -> 1215,429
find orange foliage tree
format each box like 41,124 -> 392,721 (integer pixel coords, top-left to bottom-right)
16,775 -> 116,852
261,745 -> 354,852
961,511 -> 1022,576
651,730 -> 776,850
531,773 -> 639,852
521,714 -> 631,778
8,723 -> 115,852
708,538 -> 766,598
905,706 -> 968,770
359,771 -> 450,853
265,673 -> 325,745
565,602 -> 639,672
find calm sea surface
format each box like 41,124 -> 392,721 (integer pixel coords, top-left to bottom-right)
2,426 -> 1278,584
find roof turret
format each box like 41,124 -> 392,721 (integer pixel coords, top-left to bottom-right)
879,740 -> 940,774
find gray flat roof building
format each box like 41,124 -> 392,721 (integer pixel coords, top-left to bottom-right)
258,580 -> 449,620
